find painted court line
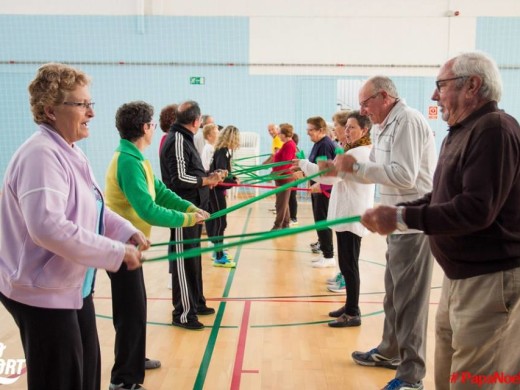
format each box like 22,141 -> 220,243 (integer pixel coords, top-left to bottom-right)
230,300 -> 254,390
193,207 -> 252,390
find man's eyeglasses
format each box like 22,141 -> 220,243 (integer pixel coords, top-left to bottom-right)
63,101 -> 95,110
148,122 -> 157,130
359,92 -> 380,108
435,76 -> 467,92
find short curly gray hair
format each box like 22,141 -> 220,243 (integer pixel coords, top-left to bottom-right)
28,63 -> 90,124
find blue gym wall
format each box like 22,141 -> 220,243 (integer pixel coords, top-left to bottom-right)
1,15 -> 519,185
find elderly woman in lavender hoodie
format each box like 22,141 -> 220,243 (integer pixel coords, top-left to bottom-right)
0,63 -> 146,390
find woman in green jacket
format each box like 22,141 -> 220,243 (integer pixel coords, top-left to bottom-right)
105,101 -> 209,390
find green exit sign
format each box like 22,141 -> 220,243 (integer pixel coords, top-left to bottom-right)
190,77 -> 205,85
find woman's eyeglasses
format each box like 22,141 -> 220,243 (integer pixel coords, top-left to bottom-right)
63,101 -> 95,110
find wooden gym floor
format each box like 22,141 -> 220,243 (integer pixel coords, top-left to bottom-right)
0,197 -> 443,390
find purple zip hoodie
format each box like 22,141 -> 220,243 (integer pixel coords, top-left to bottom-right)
0,124 -> 138,309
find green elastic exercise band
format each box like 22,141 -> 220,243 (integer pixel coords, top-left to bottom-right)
234,168 -> 261,178
150,197 -> 322,247
255,173 -> 292,182
239,166 -> 293,181
144,215 -> 361,263
233,153 -> 272,162
231,161 -> 247,168
231,160 -> 292,175
269,174 -> 294,182
206,168 -> 329,221
239,172 -> 292,184
240,174 -> 276,184
151,226 -> 267,247
239,172 -> 261,180
335,146 -> 345,155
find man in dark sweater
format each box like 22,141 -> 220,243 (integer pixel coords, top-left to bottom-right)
360,52 -> 520,389
160,100 -> 224,330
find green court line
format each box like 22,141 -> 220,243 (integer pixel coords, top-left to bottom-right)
94,313 -> 238,329
193,207 -> 252,390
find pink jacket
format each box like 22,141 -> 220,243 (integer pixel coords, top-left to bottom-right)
0,124 -> 138,309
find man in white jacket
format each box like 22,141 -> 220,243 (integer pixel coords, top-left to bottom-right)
331,76 -> 437,390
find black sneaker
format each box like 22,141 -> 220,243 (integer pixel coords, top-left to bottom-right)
197,306 -> 215,315
172,319 -> 204,330
328,313 -> 361,328
351,348 -> 400,369
145,358 -> 161,369
109,383 -> 146,390
382,378 -> 424,389
328,305 -> 346,318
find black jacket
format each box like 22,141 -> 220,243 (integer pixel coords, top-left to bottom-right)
210,148 -> 237,191
160,123 -> 209,209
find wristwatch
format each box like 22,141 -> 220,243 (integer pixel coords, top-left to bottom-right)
396,206 -> 408,231
352,162 -> 360,173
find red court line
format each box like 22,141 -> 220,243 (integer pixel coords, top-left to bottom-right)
230,300 -> 255,390
94,295 -> 439,305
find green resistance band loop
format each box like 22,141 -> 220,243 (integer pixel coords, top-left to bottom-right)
240,173 -> 281,184
151,227 -> 267,247
233,153 -> 272,162
144,215 -> 361,263
231,160 -> 292,175
236,169 -> 261,179
234,171 -> 289,185
206,168 -> 329,221
264,173 -> 293,181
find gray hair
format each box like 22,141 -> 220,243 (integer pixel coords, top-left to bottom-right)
201,114 -> 214,126
451,51 -> 502,102
267,123 -> 279,131
367,76 -> 399,99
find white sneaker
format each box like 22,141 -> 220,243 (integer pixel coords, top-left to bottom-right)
329,274 -> 345,287
312,257 -> 335,268
311,257 -> 321,263
326,272 -> 342,285
327,279 -> 346,293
